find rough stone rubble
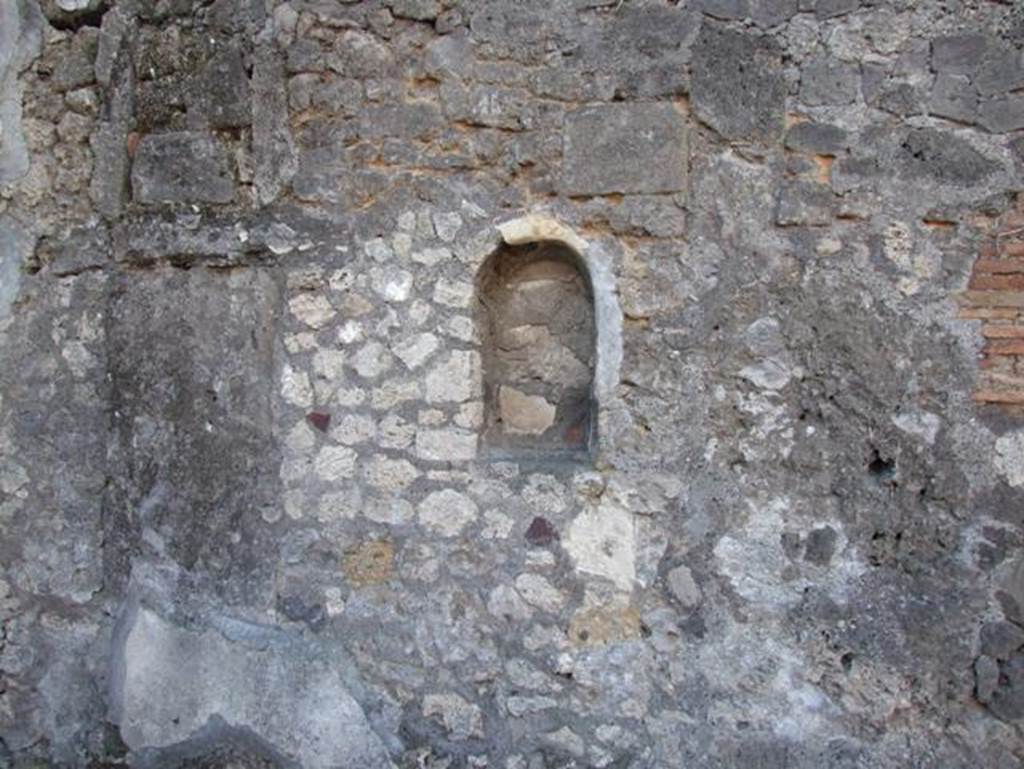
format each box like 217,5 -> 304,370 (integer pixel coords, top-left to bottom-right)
1,0 -> 1024,767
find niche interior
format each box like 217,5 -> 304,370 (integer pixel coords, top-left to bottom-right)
477,240 -> 596,459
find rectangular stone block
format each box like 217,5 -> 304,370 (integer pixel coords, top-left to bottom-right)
561,103 -> 687,196
131,132 -> 235,204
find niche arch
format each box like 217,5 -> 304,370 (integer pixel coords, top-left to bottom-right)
473,216 -> 622,461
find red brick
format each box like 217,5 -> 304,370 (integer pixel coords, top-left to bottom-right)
973,259 -> 1024,274
1001,240 -> 1024,257
959,291 -> 1024,307
973,389 -> 1024,404
958,307 -> 1019,320
985,339 -> 1024,355
969,274 -> 1024,290
982,325 -> 1024,338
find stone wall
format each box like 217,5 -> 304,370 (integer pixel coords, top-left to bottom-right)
1,1 -> 1024,767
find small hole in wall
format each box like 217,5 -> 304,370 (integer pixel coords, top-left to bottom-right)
476,240 -> 596,459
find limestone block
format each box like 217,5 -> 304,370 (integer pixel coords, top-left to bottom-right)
111,602 -> 395,768
417,488 -> 479,536
498,387 -> 556,435
561,103 -> 687,195
691,24 -> 786,143
131,132 -> 235,204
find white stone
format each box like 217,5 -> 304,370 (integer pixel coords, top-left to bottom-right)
418,489 -> 479,537
425,350 -> 481,403
392,232 -> 412,258
506,696 -> 557,717
481,510 -> 514,540
498,387 -> 556,435
378,414 -> 415,449
313,349 -> 346,380
113,606 -> 394,769
514,574 -> 566,613
316,489 -> 362,522
364,496 -> 414,525
393,332 -> 440,370
892,410 -> 941,445
329,414 -> 376,445
487,585 -> 532,621
444,315 -> 476,342
398,211 -> 417,232
364,456 -> 420,492
423,693 -> 483,740
284,332 -> 317,353
432,212 -> 464,243
433,278 -> 474,309
739,359 -> 791,391
412,247 -> 452,266
370,266 -> 413,303
284,420 -> 316,453
455,401 -> 484,430
408,299 -> 433,325
666,565 -> 701,608
364,237 -> 393,262
351,341 -> 393,380
996,431 -> 1024,488
288,293 -> 335,329
418,409 -> 447,426
337,320 -> 363,344
314,445 -> 357,480
280,364 -> 313,408
416,428 -> 478,462
563,498 -> 636,591
370,380 -> 421,410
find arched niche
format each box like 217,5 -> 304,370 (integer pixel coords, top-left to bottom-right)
473,216 -> 622,461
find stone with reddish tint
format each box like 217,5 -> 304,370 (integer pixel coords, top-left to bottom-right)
525,516 -> 558,546
307,411 -> 331,432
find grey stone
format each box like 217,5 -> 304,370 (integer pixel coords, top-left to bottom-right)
976,654 -> 999,703
987,653 -> 1024,722
804,526 -> 837,566
132,132 -> 235,204
975,42 -> 1024,96
873,82 -> 926,117
980,621 -> 1024,660
784,122 -> 850,154
931,34 -> 989,75
693,0 -> 748,20
929,73 -> 979,124
748,0 -> 799,27
814,0 -> 860,19
252,46 -> 297,206
561,103 -> 687,195
111,599 -> 395,768
691,24 -> 786,143
0,0 -> 43,186
385,0 -> 440,21
895,128 -> 998,185
775,181 -> 835,226
53,28 -> 99,92
0,216 -> 32,320
800,55 -> 860,106
980,94 -> 1024,133
42,223 -> 110,276
193,45 -> 251,129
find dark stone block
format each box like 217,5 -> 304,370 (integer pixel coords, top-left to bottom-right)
987,652 -> 1024,722
775,181 -> 835,226
805,526 -> 838,566
691,23 -> 786,143
800,55 -> 860,106
692,0 -> 748,20
980,620 -> 1024,660
980,94 -> 1024,133
873,82 -> 926,117
561,102 -> 687,195
132,132 -> 235,204
748,0 -> 799,27
895,128 -> 998,185
932,34 -> 989,74
815,0 -> 861,19
784,121 -> 850,154
194,45 -> 251,129
975,41 -> 1024,96
53,27 -> 99,92
929,73 -> 979,124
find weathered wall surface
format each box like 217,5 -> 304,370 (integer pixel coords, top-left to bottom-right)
1,0 -> 1024,767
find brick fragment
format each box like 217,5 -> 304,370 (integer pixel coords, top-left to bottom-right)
972,259 -> 1024,274
969,274 -> 1024,290
958,307 -> 1018,320
982,325 -> 1024,338
985,339 -> 1024,355
959,291 -> 1024,307
973,390 -> 1024,404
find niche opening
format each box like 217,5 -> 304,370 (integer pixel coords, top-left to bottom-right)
477,240 -> 596,459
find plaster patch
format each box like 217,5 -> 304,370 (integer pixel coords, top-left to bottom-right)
563,498 -> 636,591
995,431 -> 1024,487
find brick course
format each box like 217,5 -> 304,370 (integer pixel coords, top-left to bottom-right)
959,195 -> 1024,407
